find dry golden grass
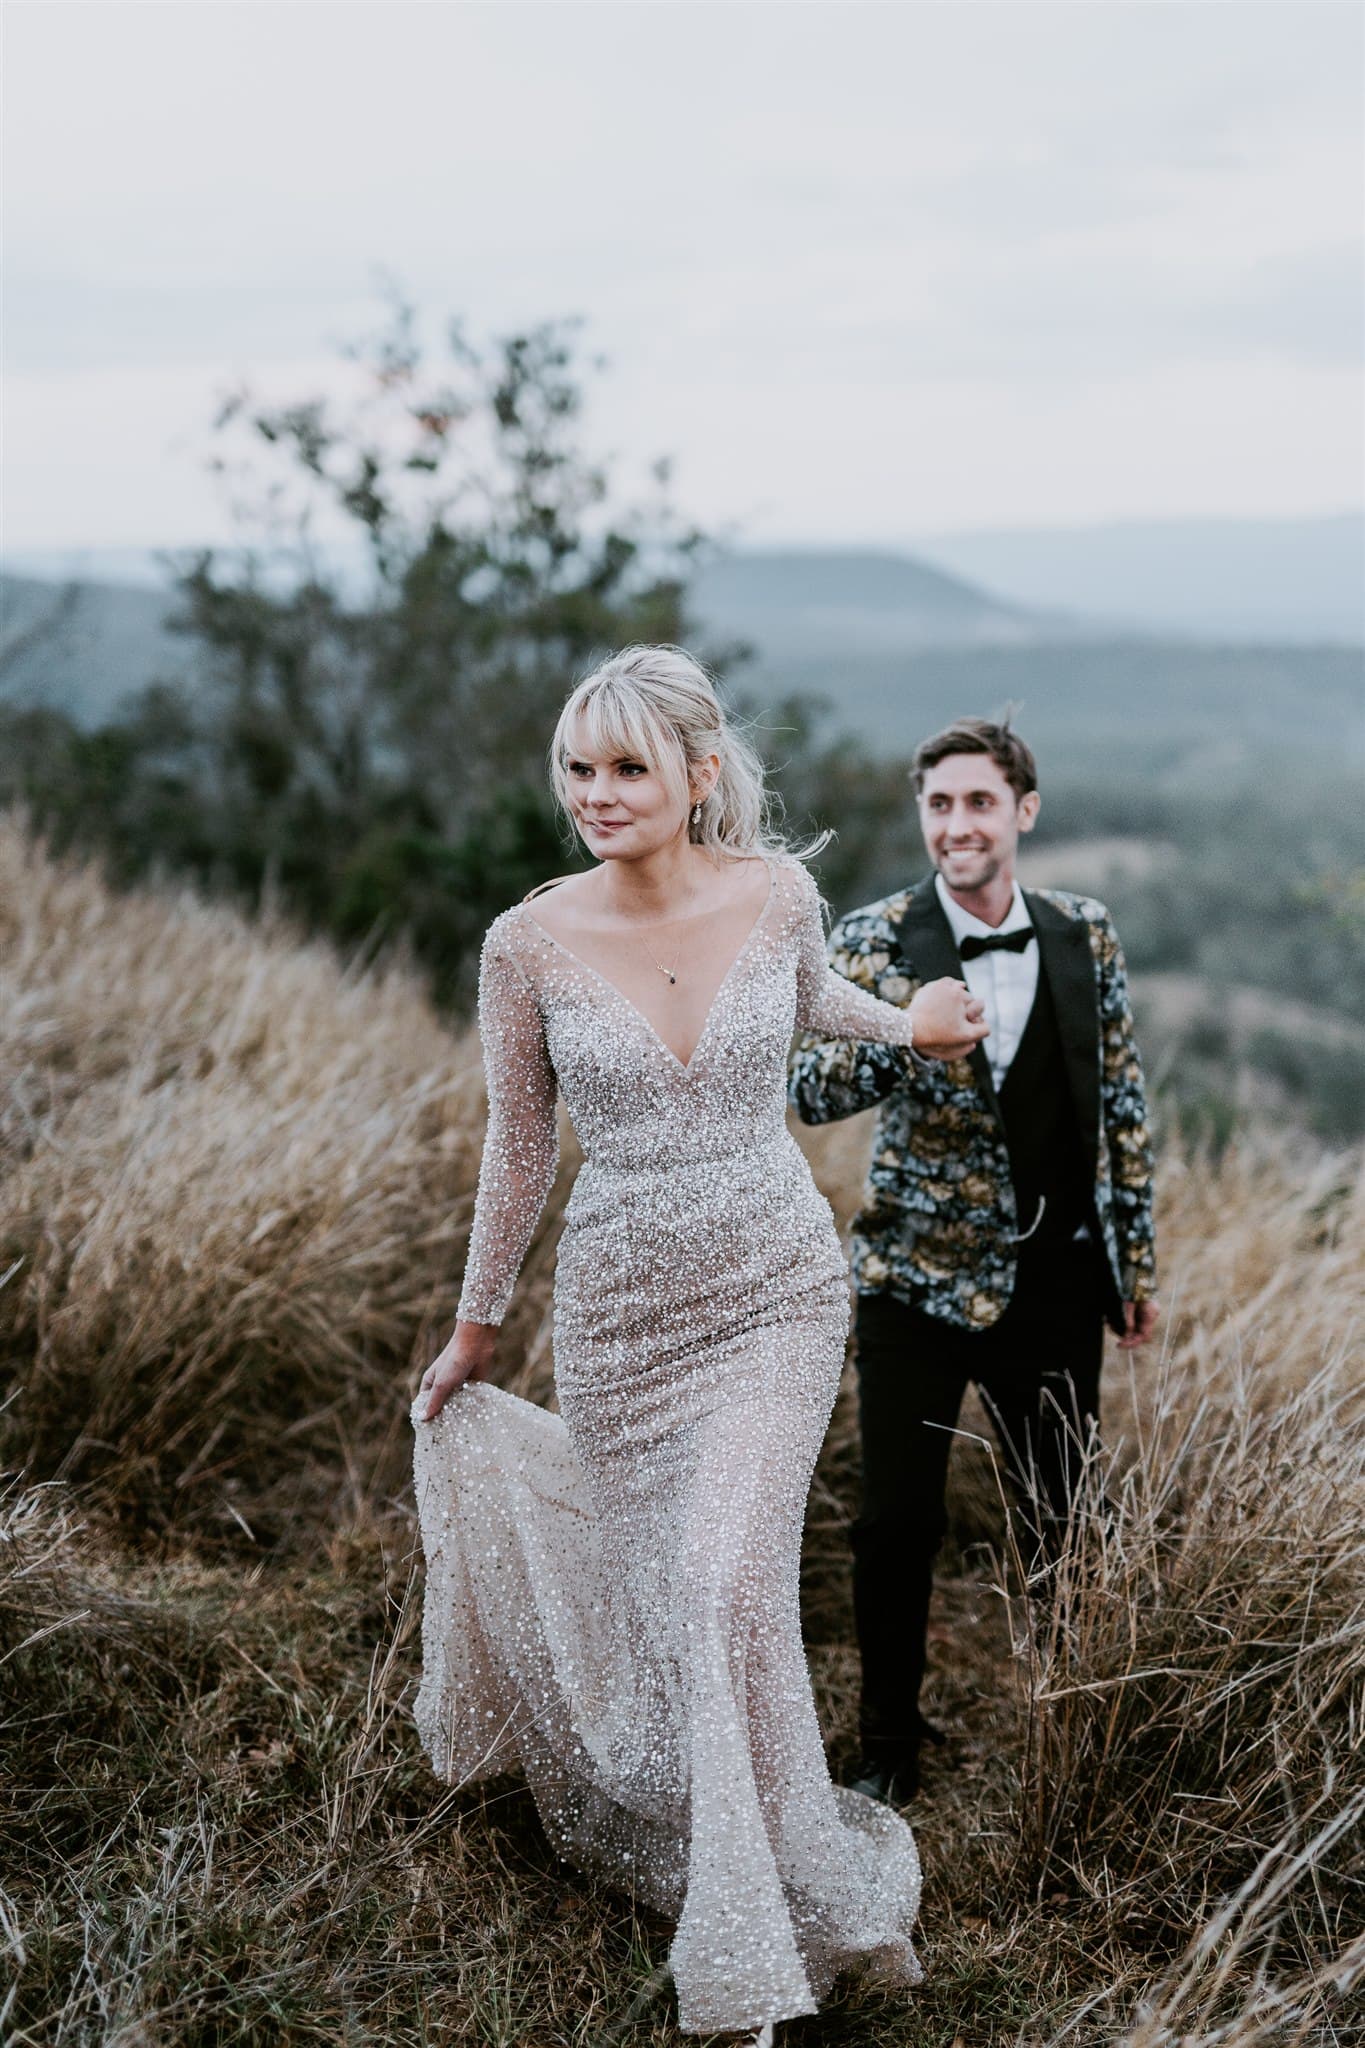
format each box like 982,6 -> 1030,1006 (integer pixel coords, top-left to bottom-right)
2,817 -> 1362,2046
0,814 -> 571,1547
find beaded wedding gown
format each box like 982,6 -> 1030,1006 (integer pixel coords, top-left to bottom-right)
411,856 -> 924,2035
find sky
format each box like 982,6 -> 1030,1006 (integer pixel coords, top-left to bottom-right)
4,0 -> 1364,559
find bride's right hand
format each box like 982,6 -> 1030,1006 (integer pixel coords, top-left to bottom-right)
908,976 -> 990,1061
418,1320 -> 497,1422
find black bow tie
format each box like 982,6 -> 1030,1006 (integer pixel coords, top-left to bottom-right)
958,927 -> 1035,961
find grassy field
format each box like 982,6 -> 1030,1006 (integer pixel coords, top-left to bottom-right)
2,817 -> 1362,2046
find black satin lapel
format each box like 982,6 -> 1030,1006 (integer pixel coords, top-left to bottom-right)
1029,892 -> 1101,1163
965,1039 -> 1003,1123
894,882 -> 1002,1121
893,882 -> 963,986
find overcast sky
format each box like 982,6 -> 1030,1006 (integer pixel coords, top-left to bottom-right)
5,0 -> 1363,557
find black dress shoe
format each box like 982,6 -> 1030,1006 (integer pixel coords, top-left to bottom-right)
848,1749 -> 921,1805
849,1716 -> 948,1805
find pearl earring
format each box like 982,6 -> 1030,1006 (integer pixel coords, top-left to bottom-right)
691,800 -> 702,826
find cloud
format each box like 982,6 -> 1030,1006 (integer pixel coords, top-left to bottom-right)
4,0 -> 1361,544
1201,242 -> 1365,369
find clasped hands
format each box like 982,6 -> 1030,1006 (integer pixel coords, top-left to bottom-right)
908,977 -> 989,1062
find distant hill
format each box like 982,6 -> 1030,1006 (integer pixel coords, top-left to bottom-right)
684,548 -> 1363,777
913,513 -> 1365,646
3,553 -> 1362,788
0,573 -> 195,724
0,546 -> 1063,729
689,547 -> 1061,655
9,511 -> 1362,648
729,637 -> 1365,778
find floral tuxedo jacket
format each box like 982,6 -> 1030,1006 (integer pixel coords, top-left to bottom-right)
788,879 -> 1157,1334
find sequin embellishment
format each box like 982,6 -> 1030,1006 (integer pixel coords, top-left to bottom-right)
412,858 -> 924,2035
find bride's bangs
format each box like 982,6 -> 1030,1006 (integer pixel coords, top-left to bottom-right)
553,674 -> 688,808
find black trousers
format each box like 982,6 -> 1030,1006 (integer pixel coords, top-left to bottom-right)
851,1237 -> 1109,1746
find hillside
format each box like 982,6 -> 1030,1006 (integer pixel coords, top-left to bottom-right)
1,822 -> 1361,2043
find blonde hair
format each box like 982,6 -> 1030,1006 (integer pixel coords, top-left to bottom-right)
549,645 -> 828,862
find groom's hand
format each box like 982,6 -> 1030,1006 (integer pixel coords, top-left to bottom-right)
1117,1299 -> 1161,1349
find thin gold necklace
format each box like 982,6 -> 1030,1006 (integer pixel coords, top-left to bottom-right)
640,927 -> 684,985
635,881 -> 717,987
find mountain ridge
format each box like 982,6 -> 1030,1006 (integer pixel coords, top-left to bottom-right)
3,540 -> 1361,773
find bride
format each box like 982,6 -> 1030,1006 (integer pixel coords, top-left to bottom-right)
411,646 -> 987,2041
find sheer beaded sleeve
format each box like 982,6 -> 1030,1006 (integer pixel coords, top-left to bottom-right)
790,863 -> 922,1051
456,922 -> 560,1326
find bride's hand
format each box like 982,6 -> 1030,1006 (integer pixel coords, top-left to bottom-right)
908,977 -> 990,1062
418,1320 -> 497,1422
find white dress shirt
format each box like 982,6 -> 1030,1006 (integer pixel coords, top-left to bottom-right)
935,872 -> 1038,1091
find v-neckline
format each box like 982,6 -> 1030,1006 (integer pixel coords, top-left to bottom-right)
518,858 -> 777,1077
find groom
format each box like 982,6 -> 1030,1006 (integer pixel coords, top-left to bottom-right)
789,717 -> 1159,1803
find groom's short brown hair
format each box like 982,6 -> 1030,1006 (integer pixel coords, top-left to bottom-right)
912,716 -> 1039,802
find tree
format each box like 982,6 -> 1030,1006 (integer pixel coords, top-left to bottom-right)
29,300 -> 711,998
0,296 -> 905,1005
